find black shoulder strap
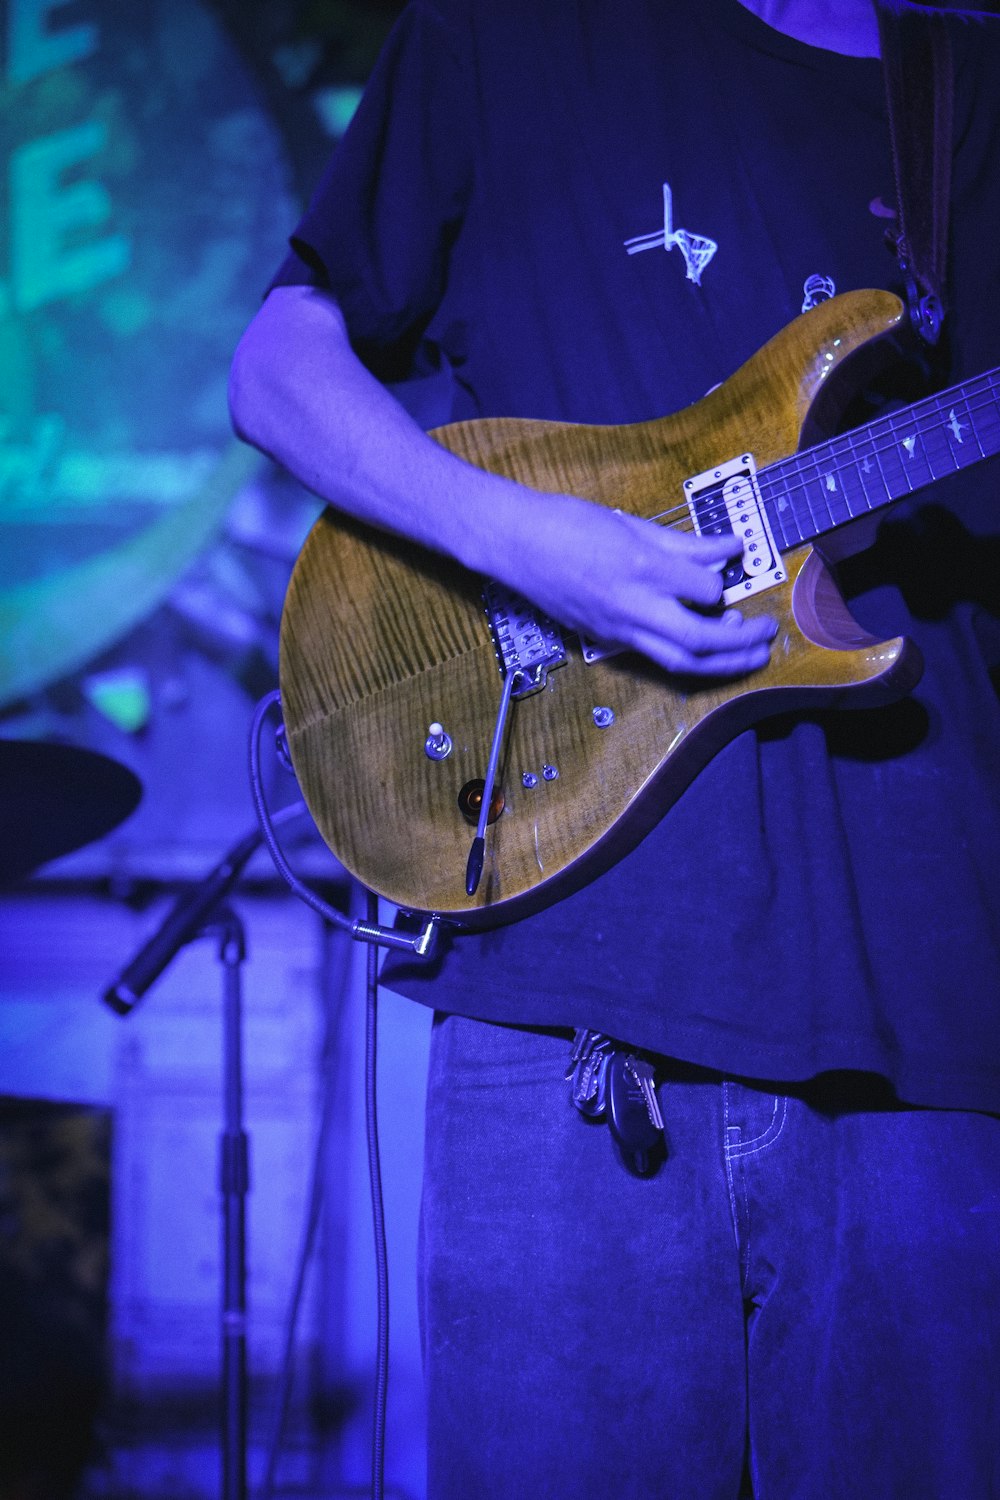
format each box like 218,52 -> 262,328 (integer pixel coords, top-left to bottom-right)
876,1 -> 954,345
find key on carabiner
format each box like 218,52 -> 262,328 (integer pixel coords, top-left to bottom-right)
607,1051 -> 666,1176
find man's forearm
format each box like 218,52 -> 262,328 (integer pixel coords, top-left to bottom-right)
228,283 -> 522,582
228,283 -> 777,678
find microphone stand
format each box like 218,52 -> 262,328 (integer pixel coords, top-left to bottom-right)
209,904 -> 249,1500
103,812 -> 302,1500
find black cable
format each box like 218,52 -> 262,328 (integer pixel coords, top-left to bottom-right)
247,693 -> 402,1497
365,891 -> 389,1500
248,692 -> 441,963
249,692 -> 355,934
257,921 -> 346,1500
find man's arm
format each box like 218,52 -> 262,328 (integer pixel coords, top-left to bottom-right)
229,284 -> 777,677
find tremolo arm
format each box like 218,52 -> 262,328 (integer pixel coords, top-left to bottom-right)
464,584 -> 567,897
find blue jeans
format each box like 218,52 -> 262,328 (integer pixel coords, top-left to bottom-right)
419,1014 -> 1000,1499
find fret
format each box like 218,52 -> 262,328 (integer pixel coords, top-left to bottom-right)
832,428 -> 882,519
760,474 -> 794,551
870,424 -> 911,499
798,451 -> 836,536
973,372 -> 1000,455
888,415 -> 935,493
868,429 -> 892,516
818,452 -> 852,528
777,474 -> 802,548
926,421 -> 961,480
760,463 -> 805,549
755,365 -> 1000,550
937,390 -> 982,468
929,376 -> 1000,469
918,399 -> 965,480
964,385 -> 987,459
790,450 -> 831,531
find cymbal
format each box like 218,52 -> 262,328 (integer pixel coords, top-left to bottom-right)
0,740 -> 142,886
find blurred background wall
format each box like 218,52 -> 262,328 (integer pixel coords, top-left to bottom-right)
0,4 -> 431,1496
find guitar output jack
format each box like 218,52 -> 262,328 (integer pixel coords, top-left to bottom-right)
457,779 -> 505,827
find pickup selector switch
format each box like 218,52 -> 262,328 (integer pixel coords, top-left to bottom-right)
424,722 -> 452,760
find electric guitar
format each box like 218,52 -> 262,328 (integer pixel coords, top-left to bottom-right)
278,289 -> 1000,927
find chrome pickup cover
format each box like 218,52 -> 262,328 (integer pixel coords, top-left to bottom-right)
683,452 -> 785,603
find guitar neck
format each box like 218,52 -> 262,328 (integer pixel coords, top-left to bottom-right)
759,366 -> 1000,550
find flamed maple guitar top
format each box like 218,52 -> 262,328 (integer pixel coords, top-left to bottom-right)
278,289 -> 989,925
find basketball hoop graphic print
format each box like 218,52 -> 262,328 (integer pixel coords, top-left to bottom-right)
625,183 -> 718,286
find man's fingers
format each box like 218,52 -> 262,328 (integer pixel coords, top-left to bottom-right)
663,600 -> 778,654
528,502 -> 778,675
652,526 -> 745,605
678,529 -> 746,561
625,599 -> 779,677
634,632 -> 774,678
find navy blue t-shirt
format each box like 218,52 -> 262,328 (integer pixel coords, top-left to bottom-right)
273,0 -> 1000,1111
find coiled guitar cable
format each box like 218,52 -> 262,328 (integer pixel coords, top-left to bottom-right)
250,690 -> 391,1500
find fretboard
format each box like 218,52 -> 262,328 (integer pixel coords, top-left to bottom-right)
759,367 -> 1000,551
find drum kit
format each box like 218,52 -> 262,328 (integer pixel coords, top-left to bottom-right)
0,738 -> 142,887
0,734 -> 352,1500
0,739 -> 271,1500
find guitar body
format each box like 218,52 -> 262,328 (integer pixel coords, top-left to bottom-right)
279,290 -> 923,926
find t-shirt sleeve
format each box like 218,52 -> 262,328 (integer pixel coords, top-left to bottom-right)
270,0 -> 473,374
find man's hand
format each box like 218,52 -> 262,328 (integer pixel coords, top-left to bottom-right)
484,489 -> 778,678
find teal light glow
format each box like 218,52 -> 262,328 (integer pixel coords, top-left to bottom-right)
0,0 -> 296,703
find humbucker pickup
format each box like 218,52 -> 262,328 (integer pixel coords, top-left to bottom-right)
683,452 -> 785,603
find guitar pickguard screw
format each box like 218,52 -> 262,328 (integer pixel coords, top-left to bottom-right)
522,772 -> 538,789
542,764 -> 559,781
592,706 -> 615,728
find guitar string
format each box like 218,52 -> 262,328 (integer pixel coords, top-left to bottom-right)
650,380 -> 1000,532
642,385 -> 1000,544
629,381 -> 1000,544
763,382 -> 1000,512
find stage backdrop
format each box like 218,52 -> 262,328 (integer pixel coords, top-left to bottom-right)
0,0 -> 401,878
1,8 -> 432,1500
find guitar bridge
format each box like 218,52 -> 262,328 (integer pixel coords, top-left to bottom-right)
683,452 -> 784,602
482,581 -> 567,696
